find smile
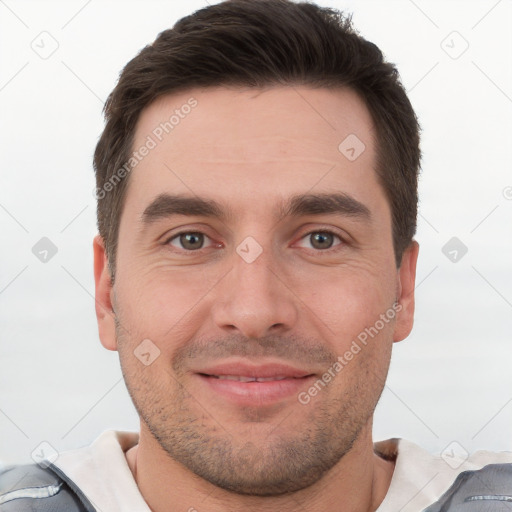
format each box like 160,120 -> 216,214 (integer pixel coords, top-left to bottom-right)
194,362 -> 316,405
207,375 -> 296,382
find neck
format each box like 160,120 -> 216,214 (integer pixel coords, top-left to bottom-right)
126,420 -> 395,512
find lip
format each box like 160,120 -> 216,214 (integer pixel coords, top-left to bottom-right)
198,362 -> 313,379
195,361 -> 316,406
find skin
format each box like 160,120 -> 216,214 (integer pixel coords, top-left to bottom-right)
94,86 -> 419,512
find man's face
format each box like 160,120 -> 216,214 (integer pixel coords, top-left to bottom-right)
94,86 -> 417,495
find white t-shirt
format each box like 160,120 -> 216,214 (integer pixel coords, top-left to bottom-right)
52,430 -> 512,512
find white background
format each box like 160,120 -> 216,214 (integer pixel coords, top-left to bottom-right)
0,0 -> 511,466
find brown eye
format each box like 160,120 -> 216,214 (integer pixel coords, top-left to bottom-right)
309,232 -> 335,250
169,232 -> 209,251
296,230 -> 344,252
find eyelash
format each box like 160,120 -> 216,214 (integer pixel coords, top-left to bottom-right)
164,229 -> 345,255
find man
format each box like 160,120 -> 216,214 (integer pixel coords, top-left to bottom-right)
1,1 -> 511,511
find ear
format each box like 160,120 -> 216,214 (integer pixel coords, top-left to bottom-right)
393,241 -> 419,343
93,234 -> 118,351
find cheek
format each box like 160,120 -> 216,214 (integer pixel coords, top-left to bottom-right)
114,248 -> 398,353
291,264 -> 397,345
114,263 -> 225,342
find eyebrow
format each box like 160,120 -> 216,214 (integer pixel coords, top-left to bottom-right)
141,192 -> 371,225
142,194 -> 232,224
280,192 -> 371,220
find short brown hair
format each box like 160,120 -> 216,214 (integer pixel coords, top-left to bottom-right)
94,0 -> 421,280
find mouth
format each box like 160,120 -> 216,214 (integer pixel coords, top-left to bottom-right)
206,375 -> 297,382
194,362 -> 316,405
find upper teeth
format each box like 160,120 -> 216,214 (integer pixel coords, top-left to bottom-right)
214,375 -> 289,382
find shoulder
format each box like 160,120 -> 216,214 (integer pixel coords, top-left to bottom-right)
376,438 -> 512,512
0,464 -> 95,511
424,462 -> 512,511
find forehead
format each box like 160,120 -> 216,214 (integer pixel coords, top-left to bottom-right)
126,86 -> 381,218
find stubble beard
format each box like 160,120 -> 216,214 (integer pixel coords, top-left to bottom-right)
116,326 -> 389,496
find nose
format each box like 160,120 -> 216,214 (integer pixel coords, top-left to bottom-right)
210,241 -> 299,340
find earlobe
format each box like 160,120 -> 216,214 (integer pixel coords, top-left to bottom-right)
93,235 -> 118,351
393,241 -> 419,343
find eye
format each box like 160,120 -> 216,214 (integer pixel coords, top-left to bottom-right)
296,230 -> 344,251
167,231 -> 216,251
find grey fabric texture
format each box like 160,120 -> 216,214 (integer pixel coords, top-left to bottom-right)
0,464 -> 95,511
424,463 -> 512,512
